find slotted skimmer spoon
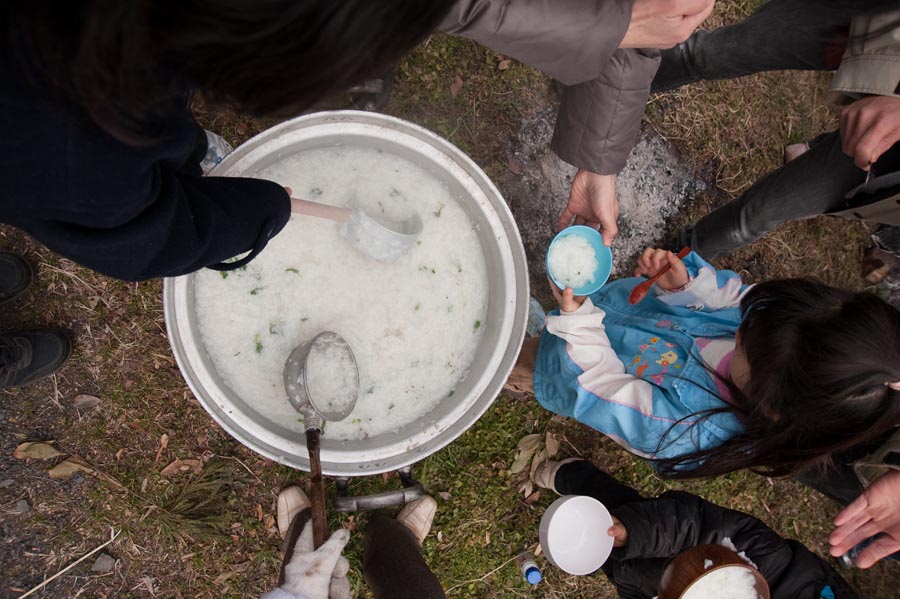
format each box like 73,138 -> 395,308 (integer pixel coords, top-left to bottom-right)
283,331 -> 360,548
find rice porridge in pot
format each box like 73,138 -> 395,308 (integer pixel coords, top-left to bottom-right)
193,145 -> 489,441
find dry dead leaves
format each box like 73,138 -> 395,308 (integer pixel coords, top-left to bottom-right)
154,433 -> 169,464
510,432 -> 561,504
212,561 -> 250,585
73,393 -> 100,410
506,157 -> 524,175
13,441 -> 125,489
13,441 -> 62,460
449,72 -> 464,99
160,458 -> 203,477
48,455 -> 107,482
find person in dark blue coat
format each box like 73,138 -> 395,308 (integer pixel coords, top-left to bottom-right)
0,1 -> 455,282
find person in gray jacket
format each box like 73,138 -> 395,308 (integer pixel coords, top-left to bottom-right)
443,0 -> 716,247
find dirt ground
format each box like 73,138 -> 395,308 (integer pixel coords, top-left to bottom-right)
3,6 -> 900,599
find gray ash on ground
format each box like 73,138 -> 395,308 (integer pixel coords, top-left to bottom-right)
498,109 -> 707,306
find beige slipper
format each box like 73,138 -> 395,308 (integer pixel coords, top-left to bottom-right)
396,495 -> 438,545
277,486 -> 311,538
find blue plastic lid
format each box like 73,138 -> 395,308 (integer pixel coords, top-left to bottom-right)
525,567 -> 542,585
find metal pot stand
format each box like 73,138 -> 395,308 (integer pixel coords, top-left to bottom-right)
333,466 -> 425,512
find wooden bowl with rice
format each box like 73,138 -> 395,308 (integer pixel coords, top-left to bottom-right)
658,544 -> 771,599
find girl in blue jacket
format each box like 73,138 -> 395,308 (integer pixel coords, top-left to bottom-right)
516,248 -> 900,478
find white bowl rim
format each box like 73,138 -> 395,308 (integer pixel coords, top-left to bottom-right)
545,225 -> 613,295
539,495 -> 615,575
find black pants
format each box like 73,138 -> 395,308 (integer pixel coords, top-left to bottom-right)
553,446 -> 880,511
279,509 -> 445,599
554,460 -> 644,509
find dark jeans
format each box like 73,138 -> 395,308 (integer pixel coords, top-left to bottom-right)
652,0 -> 870,93
679,132 -> 876,258
279,509 -> 445,599
653,0 -> 897,259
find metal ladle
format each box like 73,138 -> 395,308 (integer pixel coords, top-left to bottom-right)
292,198 -> 423,263
283,331 -> 360,548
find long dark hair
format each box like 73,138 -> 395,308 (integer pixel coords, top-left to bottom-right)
4,0 -> 453,142
656,279 -> 900,478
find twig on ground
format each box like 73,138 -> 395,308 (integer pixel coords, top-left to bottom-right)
217,454 -> 263,485
49,374 -> 63,410
445,555 -> 518,594
17,528 -> 120,599
560,435 -> 584,458
40,263 -> 112,308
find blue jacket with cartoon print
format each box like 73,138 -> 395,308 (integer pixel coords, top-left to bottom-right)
534,252 -> 750,461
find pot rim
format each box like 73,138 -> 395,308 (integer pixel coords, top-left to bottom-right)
164,110 -> 529,475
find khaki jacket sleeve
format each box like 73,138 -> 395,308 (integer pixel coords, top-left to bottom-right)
441,0 -> 659,174
827,7 -> 900,104
551,48 -> 660,174
440,0 -> 634,85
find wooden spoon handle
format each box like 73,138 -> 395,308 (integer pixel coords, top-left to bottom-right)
628,247 -> 691,305
291,199 -> 353,223
305,428 -> 328,549
648,246 -> 691,285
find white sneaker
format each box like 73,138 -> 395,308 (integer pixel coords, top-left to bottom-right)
532,458 -> 582,495
277,486 -> 311,538
396,495 -> 437,545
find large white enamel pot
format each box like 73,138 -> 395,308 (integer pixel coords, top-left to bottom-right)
164,111 -> 528,476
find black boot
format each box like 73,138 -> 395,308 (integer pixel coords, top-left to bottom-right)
0,253 -> 33,304
0,330 -> 72,388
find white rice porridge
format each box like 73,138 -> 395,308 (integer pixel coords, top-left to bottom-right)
548,234 -> 597,288
302,333 -> 358,418
681,566 -> 762,599
194,145 -> 488,440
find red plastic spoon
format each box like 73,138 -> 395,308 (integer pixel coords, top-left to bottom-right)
628,247 -> 691,305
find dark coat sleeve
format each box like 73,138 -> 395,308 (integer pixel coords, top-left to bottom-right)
12,171 -> 292,282
611,491 -> 861,599
441,0 -> 657,174
0,58 -> 291,281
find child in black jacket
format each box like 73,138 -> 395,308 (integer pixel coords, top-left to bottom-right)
535,460 -> 860,599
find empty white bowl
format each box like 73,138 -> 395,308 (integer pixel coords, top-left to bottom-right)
539,495 -> 615,575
